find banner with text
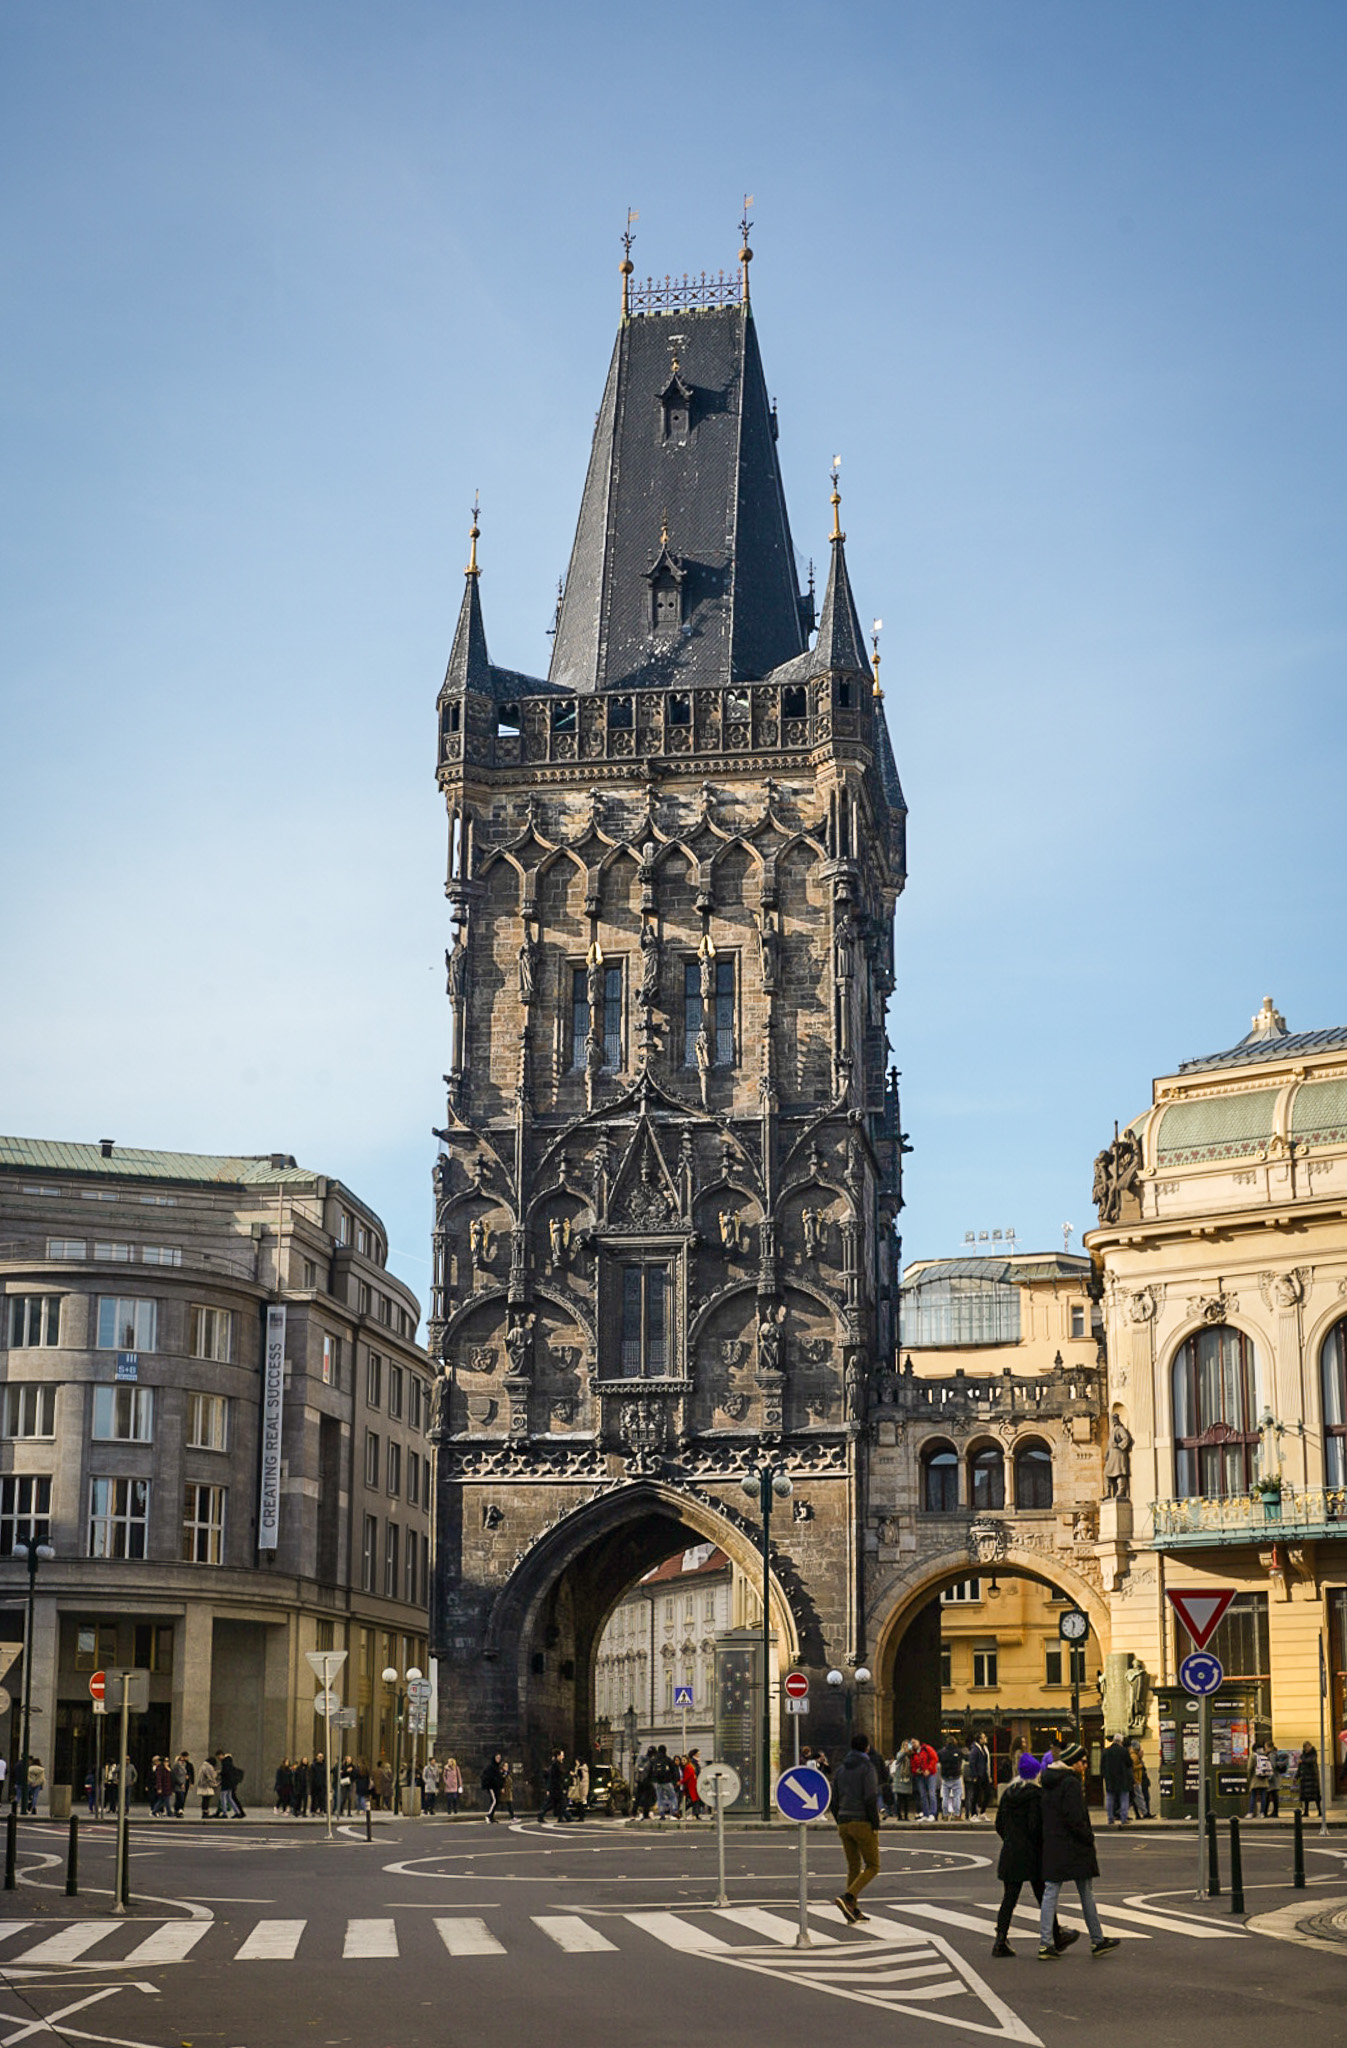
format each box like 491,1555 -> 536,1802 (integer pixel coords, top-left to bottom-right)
259,1305 -> 285,1550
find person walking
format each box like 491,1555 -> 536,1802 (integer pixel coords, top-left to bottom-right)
568,1756 -> 590,1822
482,1752 -> 507,1823
989,1754 -> 1077,1958
338,1757 -> 354,1815
1038,1743 -> 1120,1959
938,1737 -> 965,1821
291,1756 -> 309,1819
892,1740 -> 914,1822
150,1757 -> 173,1817
24,1757 -> 46,1816
1248,1740 -> 1274,1817
652,1745 -> 680,1821
538,1747 -> 567,1824
1298,1742 -> 1323,1819
309,1752 -> 328,1818
218,1751 -> 245,1819
832,1732 -> 882,1924
634,1749 -> 658,1820
374,1758 -> 393,1811
912,1738 -> 940,1823
1102,1734 -> 1132,1826
172,1752 -> 194,1817
682,1750 -> 703,1818
274,1759 -> 294,1814
421,1758 -> 440,1814
197,1754 -> 219,1818
354,1758 -> 372,1813
441,1756 -> 462,1815
1128,1740 -> 1150,1819
967,1734 -> 992,1819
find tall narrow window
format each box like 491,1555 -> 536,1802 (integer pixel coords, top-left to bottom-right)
683,963 -> 702,1068
603,964 -> 623,1069
189,1306 -> 232,1362
96,1298 -> 156,1351
620,1265 -> 670,1377
88,1477 -> 148,1559
1,1475 -> 52,1550
1172,1325 -> 1258,1498
186,1393 -> 229,1450
92,1386 -> 154,1441
384,1522 -> 400,1599
713,957 -> 735,1065
362,1515 -> 378,1592
2,1386 -> 56,1438
571,967 -> 589,1071
182,1484 -> 227,1564
1323,1319 -> 1347,1488
8,1296 -> 61,1348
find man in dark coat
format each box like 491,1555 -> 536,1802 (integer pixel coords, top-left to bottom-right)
537,1748 -> 567,1824
1102,1733 -> 1132,1825
990,1754 -> 1076,1957
309,1752 -> 328,1816
832,1733 -> 882,1923
1038,1743 -> 1119,1959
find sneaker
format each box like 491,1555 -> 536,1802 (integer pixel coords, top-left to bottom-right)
1091,1937 -> 1122,1956
852,1906 -> 871,1923
1038,1944 -> 1061,1962
835,1894 -> 860,1924
1055,1929 -> 1082,1950
990,1941 -> 1014,1959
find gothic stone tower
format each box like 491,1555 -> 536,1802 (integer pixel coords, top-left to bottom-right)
427,241 -> 907,1782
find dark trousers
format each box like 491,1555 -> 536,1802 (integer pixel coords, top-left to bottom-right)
995,1878 -> 1063,1946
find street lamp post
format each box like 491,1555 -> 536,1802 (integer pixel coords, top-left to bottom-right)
622,1705 -> 638,1796
381,1665 -> 422,1816
740,1460 -> 793,1821
825,1661 -> 872,1751
12,1540 -> 54,1813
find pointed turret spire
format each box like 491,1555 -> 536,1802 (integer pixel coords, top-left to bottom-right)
811,462 -> 870,677
441,498 -> 492,696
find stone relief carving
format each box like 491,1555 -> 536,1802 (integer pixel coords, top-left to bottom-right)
1104,1417 -> 1133,1501
1260,1269 -> 1306,1309
465,1345 -> 496,1374
718,1209 -> 750,1255
469,1218 -> 496,1269
720,1392 -> 748,1421
967,1519 -> 1008,1565
801,1208 -> 829,1261
1188,1291 -> 1238,1324
1125,1286 -> 1158,1324
481,1502 -> 504,1529
1092,1130 -> 1143,1225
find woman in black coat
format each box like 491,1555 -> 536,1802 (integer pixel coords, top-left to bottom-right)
274,1760 -> 294,1814
1297,1744 -> 1323,1818
990,1755 -> 1074,1957
1038,1745 -> 1118,1958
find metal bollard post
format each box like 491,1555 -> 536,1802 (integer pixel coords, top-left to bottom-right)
119,1806 -> 130,1909
1293,1807 -> 1306,1890
365,1806 -> 373,1844
3,1809 -> 16,1891
1228,1815 -> 1244,1916
65,1815 -> 79,1897
1206,1810 -> 1221,1896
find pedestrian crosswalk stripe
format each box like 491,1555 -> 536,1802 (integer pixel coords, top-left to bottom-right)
532,1916 -> 618,1953
876,1903 -> 1018,1940
0,1926 -> 32,1946
121,1924 -> 211,1965
1071,1902 -> 1243,1940
235,1920 -> 306,1960
714,1908 -> 842,1946
343,1919 -> 398,1958
17,1925 -> 117,1964
434,1918 -> 505,1956
622,1912 -> 733,1953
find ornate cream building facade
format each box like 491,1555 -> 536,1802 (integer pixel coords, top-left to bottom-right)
1088,1000 -> 1347,1803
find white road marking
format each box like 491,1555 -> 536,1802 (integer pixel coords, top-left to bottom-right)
868,1903 -> 1006,1939
0,1928 -> 31,1946
14,1925 -> 119,1964
342,1919 -> 399,1958
713,1907 -> 841,1945
120,1925 -> 211,1965
623,1911 -> 733,1952
433,1918 -> 506,1956
234,1920 -> 306,1960
532,1916 -> 618,1953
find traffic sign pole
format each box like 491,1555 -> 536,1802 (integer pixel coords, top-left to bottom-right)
1197,1691 -> 1209,1900
112,1676 -> 130,1914
715,1778 -> 728,1907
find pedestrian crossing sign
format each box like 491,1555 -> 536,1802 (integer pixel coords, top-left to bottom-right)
673,1684 -> 694,1707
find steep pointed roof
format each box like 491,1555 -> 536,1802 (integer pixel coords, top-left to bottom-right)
548,303 -> 806,693
810,530 -> 871,676
440,570 -> 493,699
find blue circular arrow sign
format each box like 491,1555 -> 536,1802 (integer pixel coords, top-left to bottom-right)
1179,1651 -> 1224,1698
775,1765 -> 831,1822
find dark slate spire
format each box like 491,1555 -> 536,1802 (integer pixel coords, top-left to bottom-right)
549,296 -> 806,693
810,475 -> 871,676
440,504 -> 492,698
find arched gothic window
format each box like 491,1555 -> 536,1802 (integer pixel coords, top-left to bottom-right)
969,1443 -> 1005,1512
1172,1325 -> 1259,1498
921,1441 -> 959,1513
1322,1318 -> 1347,1489
1014,1440 -> 1054,1510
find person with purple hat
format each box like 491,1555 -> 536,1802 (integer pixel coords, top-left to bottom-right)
989,1752 -> 1077,1958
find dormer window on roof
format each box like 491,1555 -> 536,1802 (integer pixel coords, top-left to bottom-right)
657,365 -> 694,444
645,539 -> 687,642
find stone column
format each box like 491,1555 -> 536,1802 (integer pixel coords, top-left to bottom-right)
174,1602 -> 215,1765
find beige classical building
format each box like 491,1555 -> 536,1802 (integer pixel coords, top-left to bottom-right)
1088,1000 -> 1347,1805
0,1137 -> 432,1802
592,1541 -> 757,1770
870,1251 -> 1107,1774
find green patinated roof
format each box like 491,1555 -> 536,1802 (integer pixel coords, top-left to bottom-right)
1154,1091 -> 1277,1166
0,1135 -> 314,1187
1290,1078 -> 1347,1146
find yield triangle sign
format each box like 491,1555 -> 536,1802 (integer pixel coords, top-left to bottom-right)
1168,1587 -> 1237,1650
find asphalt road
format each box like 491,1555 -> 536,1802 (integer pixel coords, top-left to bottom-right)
1,1813 -> 1345,2048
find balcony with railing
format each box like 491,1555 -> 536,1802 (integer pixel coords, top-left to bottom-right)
1151,1485 -> 1347,1547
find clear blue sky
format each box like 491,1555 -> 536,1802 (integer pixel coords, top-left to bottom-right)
3,1 -> 1345,1309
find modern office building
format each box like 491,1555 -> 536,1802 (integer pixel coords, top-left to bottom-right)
0,1136 -> 432,1802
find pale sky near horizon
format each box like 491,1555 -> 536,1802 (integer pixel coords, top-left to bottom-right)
3,1 -> 1345,1315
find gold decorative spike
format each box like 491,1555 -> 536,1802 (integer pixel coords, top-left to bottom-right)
871,618 -> 883,700
830,456 -> 844,542
621,208 -> 638,319
466,492 -> 481,578
739,193 -> 754,303
660,511 -> 669,549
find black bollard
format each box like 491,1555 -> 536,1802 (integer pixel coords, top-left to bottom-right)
365,1806 -> 373,1844
65,1814 -> 79,1897
1206,1809 -> 1221,1896
3,1808 -> 16,1891
1229,1815 -> 1244,1916
1293,1807 -> 1306,1890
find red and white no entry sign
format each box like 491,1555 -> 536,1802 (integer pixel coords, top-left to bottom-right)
89,1669 -> 105,1702
784,1671 -> 809,1699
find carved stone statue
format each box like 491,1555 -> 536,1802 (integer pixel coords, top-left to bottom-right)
639,922 -> 662,1002
445,941 -> 467,1001
548,1215 -> 572,1266
586,953 -> 605,1010
1104,1417 -> 1133,1500
505,1313 -> 535,1375
801,1207 -> 828,1260
1093,1130 -> 1143,1226
517,931 -> 538,1005
1125,1659 -> 1147,1733
757,911 -> 780,992
695,1028 -> 712,1075
468,1217 -> 494,1269
757,1306 -> 783,1373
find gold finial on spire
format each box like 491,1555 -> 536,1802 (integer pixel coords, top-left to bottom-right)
660,511 -> 669,549
738,193 -> 754,304
620,207 -> 639,319
830,455 -> 844,542
466,492 -> 481,578
871,618 -> 883,700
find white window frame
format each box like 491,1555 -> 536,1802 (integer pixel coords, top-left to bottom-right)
142,1245 -> 182,1267
92,1384 -> 154,1441
2,1385 -> 56,1438
47,1238 -> 86,1260
94,1242 -> 133,1263
182,1482 -> 227,1563
96,1297 -> 157,1351
189,1305 -> 232,1363
88,1476 -> 149,1559
0,1474 -> 52,1549
186,1391 -> 229,1451
7,1295 -> 62,1348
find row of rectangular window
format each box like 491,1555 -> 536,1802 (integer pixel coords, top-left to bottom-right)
363,1431 -> 426,1506
44,1240 -> 182,1265
360,1513 -> 427,1605
0,1383 -> 228,1446
7,1294 -> 231,1359
22,1188 -> 177,1206
939,1642 -> 1087,1689
365,1353 -> 422,1424
565,957 -> 738,1073
1,1474 -> 222,1564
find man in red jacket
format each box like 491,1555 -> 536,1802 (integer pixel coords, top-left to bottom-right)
910,1739 -> 940,1823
